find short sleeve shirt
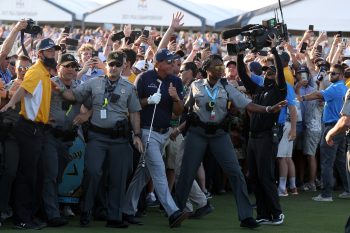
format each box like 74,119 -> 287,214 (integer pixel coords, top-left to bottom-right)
341,89 -> 350,116
278,83 -> 296,124
320,80 -> 348,123
185,79 -> 251,123
20,60 -> 52,124
72,76 -> 141,128
50,76 -> 81,130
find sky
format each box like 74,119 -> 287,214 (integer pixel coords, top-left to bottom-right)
92,0 -> 281,11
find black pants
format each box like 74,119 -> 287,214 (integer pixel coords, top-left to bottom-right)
0,131 -> 19,212
13,118 -> 47,223
247,131 -> 282,219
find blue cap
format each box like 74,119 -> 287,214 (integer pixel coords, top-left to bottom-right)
36,38 -> 61,51
249,62 -> 262,75
155,48 -> 175,62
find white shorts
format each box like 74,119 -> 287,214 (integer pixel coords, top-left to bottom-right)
277,122 -> 294,158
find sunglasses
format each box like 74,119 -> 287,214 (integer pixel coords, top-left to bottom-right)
327,71 -> 340,76
108,62 -> 123,67
17,66 -> 31,72
63,64 -> 78,69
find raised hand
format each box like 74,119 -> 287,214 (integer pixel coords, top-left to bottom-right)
170,12 -> 184,30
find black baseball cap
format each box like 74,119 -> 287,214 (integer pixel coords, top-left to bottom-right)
36,38 -> 61,51
58,54 -> 78,66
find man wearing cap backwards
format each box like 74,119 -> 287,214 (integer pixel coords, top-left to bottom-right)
298,64 -> 349,202
58,50 -> 143,228
0,38 -> 60,229
122,48 -> 188,228
41,54 -> 83,227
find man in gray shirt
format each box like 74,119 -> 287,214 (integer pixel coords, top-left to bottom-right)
59,51 -> 143,228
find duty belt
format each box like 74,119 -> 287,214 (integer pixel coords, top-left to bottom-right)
90,123 -> 128,138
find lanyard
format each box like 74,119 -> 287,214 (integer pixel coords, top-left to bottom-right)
102,98 -> 108,108
204,85 -> 219,103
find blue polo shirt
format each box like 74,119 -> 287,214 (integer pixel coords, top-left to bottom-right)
320,80 -> 348,123
278,83 -> 296,124
80,68 -> 104,83
135,70 -> 183,128
250,73 -> 264,87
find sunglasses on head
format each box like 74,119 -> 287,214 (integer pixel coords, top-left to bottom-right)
212,65 -> 225,70
108,61 -> 123,67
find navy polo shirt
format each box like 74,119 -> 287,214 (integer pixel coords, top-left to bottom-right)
135,70 -> 183,128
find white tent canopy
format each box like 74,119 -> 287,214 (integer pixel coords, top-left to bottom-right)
84,0 -> 205,27
0,0 -> 74,22
247,0 -> 350,31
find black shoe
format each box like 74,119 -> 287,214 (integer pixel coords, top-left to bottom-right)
189,202 -> 214,219
106,220 -> 128,228
168,210 -> 188,228
13,222 -> 45,230
240,217 -> 260,229
47,217 -> 68,227
122,214 -> 143,225
80,211 -> 91,227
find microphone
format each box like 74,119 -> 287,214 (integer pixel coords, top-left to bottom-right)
221,24 -> 257,39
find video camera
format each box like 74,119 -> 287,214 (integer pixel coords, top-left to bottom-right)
22,18 -> 42,35
224,18 -> 288,55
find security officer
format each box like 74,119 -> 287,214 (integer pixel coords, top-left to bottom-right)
0,55 -> 31,227
176,54 -> 286,229
122,48 -> 188,228
237,36 -> 286,225
1,38 -> 60,230
59,51 -> 143,228
41,54 -> 83,227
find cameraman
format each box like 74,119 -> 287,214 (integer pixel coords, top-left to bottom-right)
237,35 -> 286,225
1,38 -> 61,229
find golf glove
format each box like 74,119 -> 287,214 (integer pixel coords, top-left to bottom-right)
147,92 -> 161,105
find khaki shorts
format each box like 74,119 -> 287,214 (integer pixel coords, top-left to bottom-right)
277,122 -> 294,158
163,128 -> 184,170
303,130 -> 321,156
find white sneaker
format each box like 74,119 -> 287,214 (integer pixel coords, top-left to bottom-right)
338,192 -> 350,199
312,194 -> 333,202
278,189 -> 288,197
62,206 -> 75,217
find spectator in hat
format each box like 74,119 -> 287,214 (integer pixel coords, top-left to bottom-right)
294,65 -> 322,192
1,38 -> 61,229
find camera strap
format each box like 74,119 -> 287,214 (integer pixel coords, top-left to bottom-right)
20,31 -> 29,57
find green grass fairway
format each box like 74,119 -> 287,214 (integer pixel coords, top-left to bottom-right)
2,191 -> 349,232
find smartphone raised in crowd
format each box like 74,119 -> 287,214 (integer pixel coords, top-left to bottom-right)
170,34 -> 177,43
258,50 -> 268,56
65,38 -> 79,47
142,26 -> 151,38
316,45 -> 323,54
308,25 -> 314,31
342,38 -> 348,47
300,42 -> 308,53
92,50 -> 99,57
63,26 -> 71,34
111,31 -> 125,42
